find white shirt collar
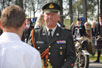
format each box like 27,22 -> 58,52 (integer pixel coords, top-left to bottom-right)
46,26 -> 57,36
0,32 -> 21,41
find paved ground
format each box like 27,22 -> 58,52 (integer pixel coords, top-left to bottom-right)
89,60 -> 102,68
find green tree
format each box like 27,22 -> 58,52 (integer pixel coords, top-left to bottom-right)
73,0 -> 97,21
69,0 -> 73,24
100,0 -> 102,14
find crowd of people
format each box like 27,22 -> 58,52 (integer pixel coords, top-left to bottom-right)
70,14 -> 102,63
0,2 -> 102,68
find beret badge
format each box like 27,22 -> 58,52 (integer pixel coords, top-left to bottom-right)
49,3 -> 54,9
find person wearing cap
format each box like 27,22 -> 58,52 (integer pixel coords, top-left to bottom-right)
72,18 -> 86,38
0,5 -> 42,68
28,2 -> 76,68
22,18 -> 34,43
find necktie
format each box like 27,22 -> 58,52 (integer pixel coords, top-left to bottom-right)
48,29 -> 52,40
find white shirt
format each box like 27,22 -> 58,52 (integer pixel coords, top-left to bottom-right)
46,26 -> 57,36
0,32 -> 42,68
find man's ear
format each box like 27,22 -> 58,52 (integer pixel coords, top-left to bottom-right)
0,20 -> 3,30
22,20 -> 26,29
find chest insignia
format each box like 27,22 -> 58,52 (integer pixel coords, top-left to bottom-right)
56,40 -> 66,44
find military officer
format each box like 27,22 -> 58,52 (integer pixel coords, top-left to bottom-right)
28,2 -> 76,68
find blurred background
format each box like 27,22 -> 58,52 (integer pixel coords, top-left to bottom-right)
0,0 -> 102,29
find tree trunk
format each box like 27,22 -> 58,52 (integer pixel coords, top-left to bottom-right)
100,0 -> 102,14
69,0 -> 73,24
59,0 -> 64,24
82,0 -> 87,22
98,0 -> 99,23
16,0 -> 23,9
2,0 -> 5,9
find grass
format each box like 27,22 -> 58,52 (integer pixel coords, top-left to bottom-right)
90,52 -> 102,61
90,54 -> 98,60
63,19 -> 77,29
64,19 -> 70,29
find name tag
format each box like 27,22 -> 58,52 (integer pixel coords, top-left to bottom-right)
36,41 -> 44,44
56,40 -> 66,44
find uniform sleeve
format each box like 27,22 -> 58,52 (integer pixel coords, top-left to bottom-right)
61,31 -> 76,68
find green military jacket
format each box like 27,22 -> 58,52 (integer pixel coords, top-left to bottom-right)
28,26 -> 76,68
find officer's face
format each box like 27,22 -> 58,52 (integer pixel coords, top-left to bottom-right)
44,13 -> 60,28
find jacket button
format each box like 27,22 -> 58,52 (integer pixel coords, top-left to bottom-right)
38,47 -> 40,49
49,46 -> 51,48
48,52 -> 51,55
48,59 -> 50,61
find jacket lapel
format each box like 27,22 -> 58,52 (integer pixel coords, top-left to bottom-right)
50,26 -> 62,44
41,27 -> 48,42
41,26 -> 62,44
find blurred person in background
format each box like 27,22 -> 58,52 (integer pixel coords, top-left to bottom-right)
22,18 -> 34,43
72,18 -> 86,38
94,14 -> 102,63
84,22 -> 93,54
91,21 -> 97,56
34,14 -> 45,29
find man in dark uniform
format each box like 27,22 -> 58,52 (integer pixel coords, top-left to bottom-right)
94,14 -> 102,63
28,2 -> 76,68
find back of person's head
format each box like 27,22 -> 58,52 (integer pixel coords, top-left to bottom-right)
1,5 -> 25,28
